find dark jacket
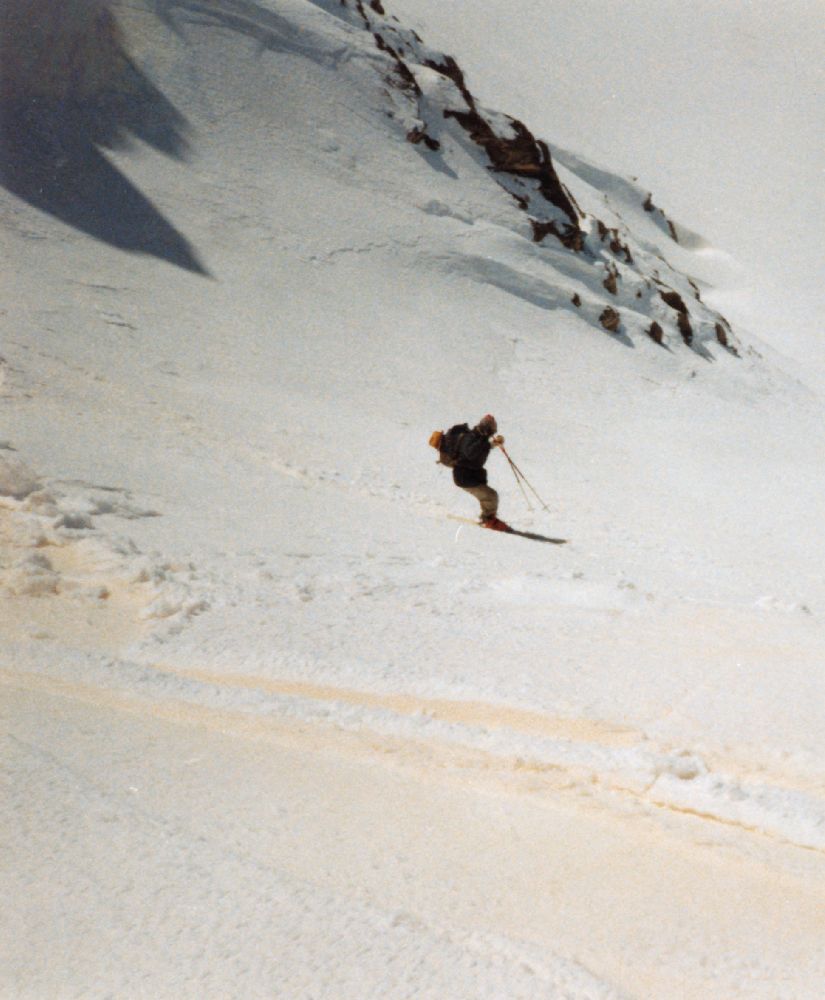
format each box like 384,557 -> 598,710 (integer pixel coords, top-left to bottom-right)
452,428 -> 492,488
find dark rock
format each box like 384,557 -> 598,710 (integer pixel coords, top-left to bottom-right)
647,321 -> 664,344
659,288 -> 693,345
715,320 -> 739,354
643,192 -> 678,241
531,219 -> 583,250
596,220 -> 632,262
599,307 -> 621,332
603,264 -> 619,295
406,126 -> 439,151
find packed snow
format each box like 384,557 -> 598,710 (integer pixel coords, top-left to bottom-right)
2,1 -> 824,997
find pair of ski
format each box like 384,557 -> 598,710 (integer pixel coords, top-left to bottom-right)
448,515 -> 567,545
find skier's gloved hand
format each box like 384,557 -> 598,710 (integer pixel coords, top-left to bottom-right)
492,435 -> 504,446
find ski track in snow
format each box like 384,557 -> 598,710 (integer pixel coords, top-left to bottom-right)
4,654 -> 825,858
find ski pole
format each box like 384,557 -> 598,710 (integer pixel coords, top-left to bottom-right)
507,456 -> 538,512
504,450 -> 534,511
511,460 -> 553,513
499,444 -> 553,513
494,441 -> 533,511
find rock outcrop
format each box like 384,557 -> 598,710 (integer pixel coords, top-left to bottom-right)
336,0 -> 738,356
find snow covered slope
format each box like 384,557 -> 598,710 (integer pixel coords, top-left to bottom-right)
391,0 -> 825,368
3,2 -> 825,997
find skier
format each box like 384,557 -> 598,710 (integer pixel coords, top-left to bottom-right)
448,414 -> 510,531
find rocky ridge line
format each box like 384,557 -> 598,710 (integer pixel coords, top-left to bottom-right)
338,0 -> 737,356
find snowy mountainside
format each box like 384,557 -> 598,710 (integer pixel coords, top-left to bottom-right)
4,0 -> 825,826
328,0 -> 737,354
3,0 -> 824,810
3,2 -> 825,997
389,0 -> 825,372
3,0 -> 736,352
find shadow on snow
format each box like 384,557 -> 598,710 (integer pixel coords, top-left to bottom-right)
0,0 -> 207,275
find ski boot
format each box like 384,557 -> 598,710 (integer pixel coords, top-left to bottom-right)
480,515 -> 511,532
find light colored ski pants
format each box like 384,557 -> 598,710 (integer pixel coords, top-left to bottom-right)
460,484 -> 499,520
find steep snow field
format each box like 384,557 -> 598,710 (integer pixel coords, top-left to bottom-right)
2,1 -> 824,997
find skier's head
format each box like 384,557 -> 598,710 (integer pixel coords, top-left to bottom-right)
477,414 -> 497,436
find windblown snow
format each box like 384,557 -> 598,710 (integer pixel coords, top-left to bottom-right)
2,1 -> 824,998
